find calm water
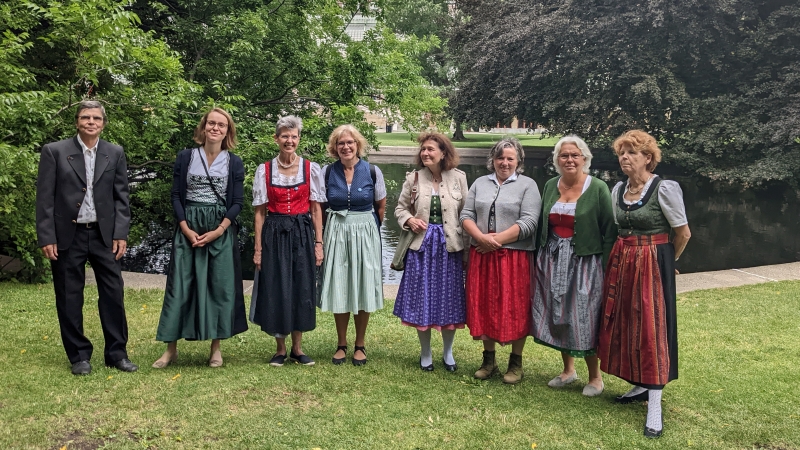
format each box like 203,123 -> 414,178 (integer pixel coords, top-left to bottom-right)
123,160 -> 800,284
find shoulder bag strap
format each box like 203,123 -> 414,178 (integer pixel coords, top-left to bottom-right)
197,148 -> 226,205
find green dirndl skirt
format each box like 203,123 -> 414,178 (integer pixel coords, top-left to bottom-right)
156,201 -> 247,341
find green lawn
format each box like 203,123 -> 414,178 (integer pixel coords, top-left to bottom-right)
377,131 -> 558,149
1,281 -> 799,449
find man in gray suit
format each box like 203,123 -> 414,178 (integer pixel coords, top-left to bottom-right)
36,100 -> 138,375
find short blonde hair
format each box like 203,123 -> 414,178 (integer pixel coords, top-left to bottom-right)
193,107 -> 238,150
612,130 -> 661,172
327,124 -> 368,159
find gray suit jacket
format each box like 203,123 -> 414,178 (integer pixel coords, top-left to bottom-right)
36,136 -> 131,250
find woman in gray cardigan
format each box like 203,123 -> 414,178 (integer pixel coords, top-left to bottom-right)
530,135 -> 616,397
460,138 -> 541,384
394,133 -> 469,372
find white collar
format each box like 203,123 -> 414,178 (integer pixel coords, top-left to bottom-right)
489,171 -> 518,185
77,136 -> 97,153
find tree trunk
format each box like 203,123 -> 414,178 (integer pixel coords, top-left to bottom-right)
452,120 -> 466,141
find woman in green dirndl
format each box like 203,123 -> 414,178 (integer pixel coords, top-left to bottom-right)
153,108 -> 248,368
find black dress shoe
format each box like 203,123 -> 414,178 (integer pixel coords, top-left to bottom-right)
420,358 -> 434,372
614,390 -> 649,404
442,358 -> 457,373
71,360 -> 91,375
644,412 -> 663,438
108,358 -> 138,372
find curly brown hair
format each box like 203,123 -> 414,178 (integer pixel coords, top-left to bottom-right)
612,130 -> 661,172
414,132 -> 460,171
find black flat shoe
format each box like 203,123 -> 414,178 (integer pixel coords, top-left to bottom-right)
269,353 -> 287,367
331,345 -> 347,365
614,390 -> 649,404
290,351 -> 315,366
442,358 -> 457,373
644,412 -> 663,438
420,358 -> 433,372
352,346 -> 367,366
107,358 -> 138,372
71,360 -> 91,375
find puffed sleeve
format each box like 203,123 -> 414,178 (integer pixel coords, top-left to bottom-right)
309,162 -> 325,202
658,180 -> 688,228
252,163 -> 268,206
373,166 -> 387,201
318,164 -> 329,202
610,181 -> 623,224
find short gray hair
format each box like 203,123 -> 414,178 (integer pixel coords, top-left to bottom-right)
486,137 -> 525,174
552,135 -> 593,174
275,115 -> 303,135
75,100 -> 107,124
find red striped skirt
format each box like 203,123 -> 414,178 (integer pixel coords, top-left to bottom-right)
465,247 -> 532,344
598,234 -> 675,387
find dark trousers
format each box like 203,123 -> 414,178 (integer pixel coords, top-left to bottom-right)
50,225 -> 128,365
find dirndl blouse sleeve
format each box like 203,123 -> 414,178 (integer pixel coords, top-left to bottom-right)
252,163 -> 267,206
373,165 -> 387,201
309,162 -> 325,203
658,180 -> 688,228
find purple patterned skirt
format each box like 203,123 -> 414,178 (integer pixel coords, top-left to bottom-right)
393,225 -> 466,330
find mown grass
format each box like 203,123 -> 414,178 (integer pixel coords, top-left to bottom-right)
1,280 -> 799,449
377,131 -> 558,149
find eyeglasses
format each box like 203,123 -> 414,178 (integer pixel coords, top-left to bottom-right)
78,115 -> 104,122
337,140 -> 356,147
558,153 -> 584,161
206,120 -> 228,130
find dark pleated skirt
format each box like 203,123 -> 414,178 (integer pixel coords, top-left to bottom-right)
393,225 -> 466,329
465,247 -> 532,344
156,201 -> 247,342
251,213 -> 316,336
598,234 -> 678,389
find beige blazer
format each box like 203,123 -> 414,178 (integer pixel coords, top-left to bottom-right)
395,167 -> 469,252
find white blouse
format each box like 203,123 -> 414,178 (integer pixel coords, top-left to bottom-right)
550,176 -> 592,216
251,158 -> 325,206
611,177 -> 688,228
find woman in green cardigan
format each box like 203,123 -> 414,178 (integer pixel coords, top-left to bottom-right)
530,135 -> 616,396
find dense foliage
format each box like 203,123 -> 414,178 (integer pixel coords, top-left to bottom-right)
0,0 -> 444,281
449,0 -> 800,184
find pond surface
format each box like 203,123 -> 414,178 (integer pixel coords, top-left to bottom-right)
123,159 -> 800,284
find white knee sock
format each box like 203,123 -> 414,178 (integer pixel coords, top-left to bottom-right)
441,329 -> 456,365
418,329 -> 432,367
646,390 -> 663,431
623,385 -> 648,398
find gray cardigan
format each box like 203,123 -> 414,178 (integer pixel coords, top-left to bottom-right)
459,174 -> 541,251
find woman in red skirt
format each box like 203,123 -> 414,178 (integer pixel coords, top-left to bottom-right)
598,130 -> 691,438
460,138 -> 541,384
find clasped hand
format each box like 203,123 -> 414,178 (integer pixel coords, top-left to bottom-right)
475,233 -> 501,254
182,226 -> 223,248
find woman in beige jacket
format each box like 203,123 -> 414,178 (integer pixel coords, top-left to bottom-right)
393,132 -> 469,372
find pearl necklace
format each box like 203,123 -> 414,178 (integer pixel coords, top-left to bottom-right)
277,153 -> 297,169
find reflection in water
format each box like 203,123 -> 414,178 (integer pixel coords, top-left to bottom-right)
124,160 -> 800,284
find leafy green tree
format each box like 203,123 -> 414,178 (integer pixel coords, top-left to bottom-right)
450,0 -> 800,184
0,0 -> 197,281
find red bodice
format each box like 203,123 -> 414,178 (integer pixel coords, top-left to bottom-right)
548,213 -> 575,238
266,158 -> 311,215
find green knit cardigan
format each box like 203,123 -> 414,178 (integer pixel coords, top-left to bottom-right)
535,175 -> 618,266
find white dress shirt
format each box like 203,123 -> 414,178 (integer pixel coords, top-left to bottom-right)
76,136 -> 97,223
